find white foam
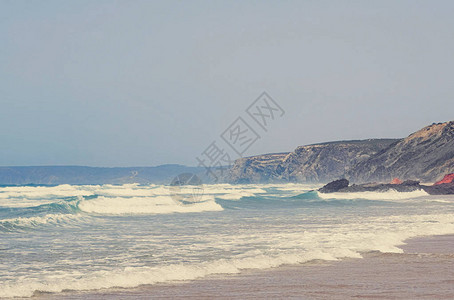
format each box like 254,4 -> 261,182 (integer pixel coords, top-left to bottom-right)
317,189 -> 429,201
0,184 -> 94,199
1,183 -> 453,298
0,198 -> 58,208
78,196 -> 223,215
0,249 -> 346,298
0,212 -> 453,297
0,213 -> 82,229
259,183 -> 322,190
204,186 -> 267,195
93,187 -> 166,197
0,183 -> 291,207
214,191 -> 257,200
174,184 -> 268,200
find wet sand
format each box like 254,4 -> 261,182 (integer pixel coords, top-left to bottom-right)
40,235 -> 454,299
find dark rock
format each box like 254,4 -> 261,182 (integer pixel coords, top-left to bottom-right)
423,183 -> 454,195
319,179 -> 349,193
319,179 -> 423,194
320,178 -> 454,195
401,180 -> 420,186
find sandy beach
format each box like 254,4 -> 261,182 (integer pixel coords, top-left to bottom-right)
37,234 -> 454,299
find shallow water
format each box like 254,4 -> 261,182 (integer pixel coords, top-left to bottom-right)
1,183 -> 454,298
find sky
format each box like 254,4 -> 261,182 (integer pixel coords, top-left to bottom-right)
1,0 -> 454,167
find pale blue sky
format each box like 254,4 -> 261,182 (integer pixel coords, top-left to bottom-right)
1,0 -> 454,166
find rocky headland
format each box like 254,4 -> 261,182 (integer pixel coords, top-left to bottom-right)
227,139 -> 399,183
227,120 -> 454,185
347,121 -> 454,183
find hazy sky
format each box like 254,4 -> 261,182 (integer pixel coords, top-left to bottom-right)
1,0 -> 454,167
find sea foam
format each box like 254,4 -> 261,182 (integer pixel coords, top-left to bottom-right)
1,213 -> 453,298
78,195 -> 223,215
317,189 -> 429,201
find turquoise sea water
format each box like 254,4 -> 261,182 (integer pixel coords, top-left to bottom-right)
1,183 -> 454,298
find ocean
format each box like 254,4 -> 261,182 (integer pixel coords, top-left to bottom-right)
1,183 -> 454,298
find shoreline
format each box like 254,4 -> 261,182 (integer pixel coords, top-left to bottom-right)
37,234 -> 454,299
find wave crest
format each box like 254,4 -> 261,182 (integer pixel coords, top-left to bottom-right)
78,196 -> 223,215
317,189 -> 429,201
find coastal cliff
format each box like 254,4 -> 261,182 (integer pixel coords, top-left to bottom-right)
347,121 -> 454,183
227,139 -> 398,183
227,153 -> 290,183
228,120 -> 454,184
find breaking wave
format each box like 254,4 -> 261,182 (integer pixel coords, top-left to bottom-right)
78,195 -> 223,215
0,213 -> 83,232
1,183 -> 453,298
1,212 -> 453,298
317,189 -> 429,201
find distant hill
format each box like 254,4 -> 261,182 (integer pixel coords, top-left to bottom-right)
227,139 -> 399,183
348,121 -> 454,183
0,165 -> 205,185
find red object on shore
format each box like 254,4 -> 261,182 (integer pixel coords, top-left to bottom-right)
390,178 -> 403,185
434,173 -> 454,185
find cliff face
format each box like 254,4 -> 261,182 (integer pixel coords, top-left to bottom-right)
278,139 -> 399,182
227,139 -> 398,183
348,121 -> 454,183
227,153 -> 290,183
